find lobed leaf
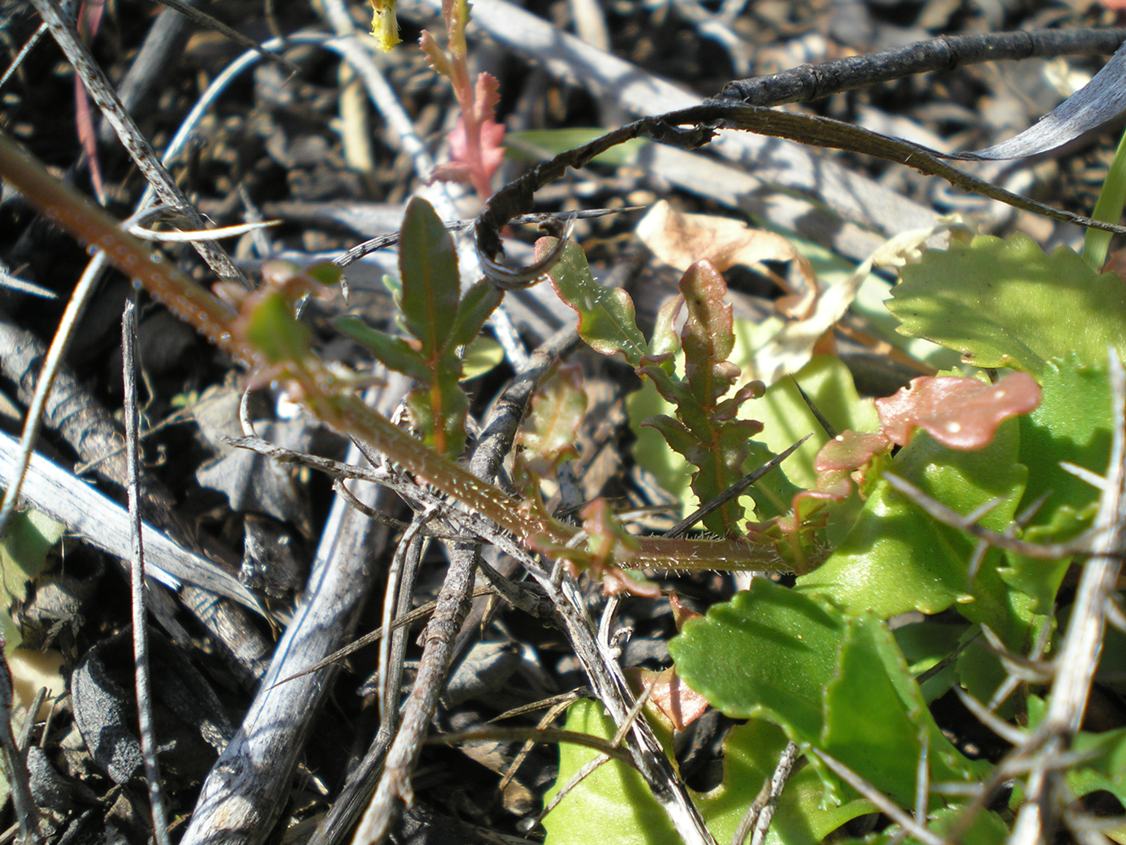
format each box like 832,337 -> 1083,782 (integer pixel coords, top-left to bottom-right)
822,616 -> 983,807
542,237 -> 648,365
796,422 -> 1030,644
542,700 -> 872,845
518,364 -> 588,473
680,260 -> 737,407
1002,356 -> 1113,611
541,700 -> 679,845
671,581 -> 981,805
888,234 -> 1126,375
670,579 -> 846,740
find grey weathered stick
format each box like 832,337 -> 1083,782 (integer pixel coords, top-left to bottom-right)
732,741 -> 799,845
0,311 -> 272,681
121,301 -> 172,845
1009,352 -> 1126,845
178,373 -> 408,844
0,430 -> 259,609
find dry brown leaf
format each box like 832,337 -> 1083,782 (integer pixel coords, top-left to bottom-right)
636,200 -> 817,317
641,666 -> 710,731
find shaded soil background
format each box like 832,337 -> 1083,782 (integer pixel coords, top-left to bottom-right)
0,0 -> 1124,842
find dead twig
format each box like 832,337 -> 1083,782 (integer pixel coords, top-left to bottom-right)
121,301 -> 172,845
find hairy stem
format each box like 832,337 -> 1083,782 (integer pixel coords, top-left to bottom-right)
0,130 -> 782,573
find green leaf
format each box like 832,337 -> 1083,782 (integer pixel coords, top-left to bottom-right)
751,356 -> 879,491
505,128 -> 647,167
823,616 -> 982,807
1018,356 -> 1111,531
542,701 -> 872,845
1083,127 -> 1126,269
893,619 -> 964,702
335,316 -> 429,381
888,234 -> 1126,375
796,423 -> 1030,644
460,335 -> 504,379
406,376 -> 469,456
244,291 -> 311,363
542,699 -> 679,845
1002,355 -> 1112,611
544,238 -> 648,365
1027,695 -> 1126,806
671,580 -> 846,740
1,508 -> 64,651
304,261 -> 343,287
1,508 -> 64,585
399,196 -> 461,358
698,720 -> 873,844
449,279 -> 502,349
836,807 -> 1008,845
955,635 -> 1020,718
671,582 -> 981,805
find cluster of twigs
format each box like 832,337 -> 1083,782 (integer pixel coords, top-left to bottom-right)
0,2 -> 1124,843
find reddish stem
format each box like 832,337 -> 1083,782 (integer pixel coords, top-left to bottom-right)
0,131 -> 786,574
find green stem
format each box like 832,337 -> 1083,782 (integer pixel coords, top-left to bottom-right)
1082,126 -> 1126,270
0,130 -> 786,573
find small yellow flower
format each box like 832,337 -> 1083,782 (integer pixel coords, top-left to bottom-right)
369,0 -> 401,52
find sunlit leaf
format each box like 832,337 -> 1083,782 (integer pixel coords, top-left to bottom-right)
671,581 -> 982,804
244,291 -> 311,364
875,372 -> 1041,450
542,699 -> 872,845
542,237 -> 648,365
541,699 -> 679,845
460,335 -> 504,379
335,316 -> 429,381
399,196 -> 460,358
888,234 -> 1126,374
796,423 -> 1030,644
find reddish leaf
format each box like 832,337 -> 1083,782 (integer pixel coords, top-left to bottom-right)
641,667 -> 710,731
815,431 -> 892,473
875,372 -> 1041,450
668,593 -> 702,630
75,0 -> 107,203
431,73 -> 506,197
680,260 -> 737,408
577,500 -> 660,598
418,30 -> 451,77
